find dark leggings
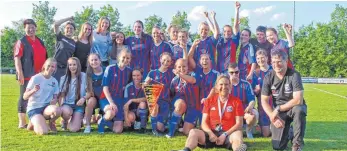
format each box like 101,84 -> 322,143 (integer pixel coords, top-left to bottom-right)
18,80 -> 29,113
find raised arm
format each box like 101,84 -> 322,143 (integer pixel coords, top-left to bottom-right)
204,12 -> 215,33
210,11 -> 220,39
187,39 -> 200,70
233,1 -> 241,33
53,16 -> 74,34
283,23 -> 295,48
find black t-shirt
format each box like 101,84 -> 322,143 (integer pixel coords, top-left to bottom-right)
261,68 -> 304,107
54,32 -> 76,67
250,38 -> 272,64
74,40 -> 91,72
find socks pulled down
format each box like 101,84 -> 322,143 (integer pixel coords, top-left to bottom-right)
168,112 -> 182,137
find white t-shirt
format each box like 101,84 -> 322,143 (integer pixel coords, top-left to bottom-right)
59,72 -> 87,105
26,73 -> 59,112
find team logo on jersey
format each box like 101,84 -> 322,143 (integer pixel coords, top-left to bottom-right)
155,75 -> 160,80
284,84 -> 292,93
150,49 -> 153,52
48,82 -> 56,87
132,42 -> 135,45
211,107 -> 216,111
227,106 -> 233,112
131,93 -> 135,96
271,85 -> 279,97
114,73 -> 117,77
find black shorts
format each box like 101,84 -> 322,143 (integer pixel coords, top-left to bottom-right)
197,130 -> 231,149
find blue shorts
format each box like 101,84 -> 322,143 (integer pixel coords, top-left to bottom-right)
257,96 -> 271,126
99,97 -> 127,121
184,108 -> 202,125
156,100 -> 170,124
63,103 -> 85,114
27,106 -> 48,120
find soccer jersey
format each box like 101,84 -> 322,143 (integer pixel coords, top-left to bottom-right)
252,66 -> 273,92
203,94 -> 244,132
150,41 -> 173,70
271,39 -> 294,69
216,32 -> 240,73
193,36 -> 219,69
125,35 -> 153,76
124,82 -> 146,110
59,72 -> 87,105
91,68 -> 104,99
195,67 -> 220,101
172,44 -> 192,61
54,32 -> 75,67
26,73 -> 59,112
100,64 -> 132,99
250,38 -> 272,64
231,79 -> 255,110
146,69 -> 175,102
238,43 -> 256,80
170,72 -> 201,110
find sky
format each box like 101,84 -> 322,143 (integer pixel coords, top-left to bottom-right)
1,1 -> 347,33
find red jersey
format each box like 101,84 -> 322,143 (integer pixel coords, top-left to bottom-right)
13,36 -> 47,80
203,94 -> 244,131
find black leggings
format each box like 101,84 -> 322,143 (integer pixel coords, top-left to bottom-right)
18,80 -> 29,113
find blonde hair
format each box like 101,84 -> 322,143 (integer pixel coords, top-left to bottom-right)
198,22 -> 209,31
41,58 -> 57,73
174,58 -> 188,69
78,22 -> 93,44
96,17 -> 110,33
214,74 -> 231,90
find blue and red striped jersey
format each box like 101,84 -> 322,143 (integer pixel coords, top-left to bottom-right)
124,82 -> 145,110
100,64 -> 132,99
195,67 -> 220,101
146,69 -> 175,102
216,32 -> 240,73
231,79 -> 255,110
271,39 -> 294,69
172,44 -> 192,62
150,41 -> 173,70
193,36 -> 219,69
238,43 -> 256,81
125,34 -> 153,76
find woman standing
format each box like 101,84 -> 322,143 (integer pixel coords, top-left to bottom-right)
125,20 -> 153,77
14,19 -> 47,129
59,57 -> 87,132
53,16 -> 76,83
74,22 -> 93,72
91,17 -> 113,67
150,26 -> 173,70
109,32 -> 130,65
24,58 -> 61,135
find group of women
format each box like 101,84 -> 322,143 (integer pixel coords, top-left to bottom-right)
15,2 -> 295,141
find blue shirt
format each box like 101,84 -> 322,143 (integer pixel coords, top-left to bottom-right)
231,79 -> 255,110
91,31 -> 112,62
150,41 -> 173,70
146,69 -> 175,102
101,64 -> 132,99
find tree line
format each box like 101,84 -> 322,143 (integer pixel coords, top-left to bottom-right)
1,1 -> 346,78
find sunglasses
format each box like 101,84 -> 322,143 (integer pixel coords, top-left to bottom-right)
228,71 -> 239,75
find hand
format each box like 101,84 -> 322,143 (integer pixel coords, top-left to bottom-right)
203,12 -> 209,18
282,23 -> 292,34
244,106 -> 250,113
208,132 -> 218,142
50,98 -> 57,105
246,73 -> 253,80
192,39 -> 201,47
144,77 -> 152,84
270,110 -> 279,122
124,119 -> 131,127
111,32 -> 117,41
123,100 -> 131,110
17,72 -> 24,85
210,11 -> 216,18
254,85 -> 261,94
273,117 -> 284,128
201,98 -> 207,104
110,102 -> 118,111
235,1 -> 241,9
33,84 -> 40,93
216,134 -> 226,145
76,97 -> 86,106
172,69 -> 181,76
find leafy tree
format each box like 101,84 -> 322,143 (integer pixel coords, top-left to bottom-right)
144,14 -> 165,34
122,24 -> 134,37
170,11 -> 191,31
74,5 -> 98,31
231,17 -> 250,31
1,26 -> 23,67
97,4 -> 123,32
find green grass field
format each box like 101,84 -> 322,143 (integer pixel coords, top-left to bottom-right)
1,74 -> 347,151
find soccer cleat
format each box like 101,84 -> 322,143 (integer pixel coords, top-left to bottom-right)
84,126 -> 91,134
236,143 -> 248,151
152,129 -> 163,136
98,118 -> 106,134
165,134 -> 173,138
246,127 -> 254,139
18,124 -> 28,129
292,144 -> 302,151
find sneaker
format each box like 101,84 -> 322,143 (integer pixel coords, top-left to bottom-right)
49,122 -> 57,133
152,129 -> 163,136
246,127 -> 254,139
61,120 -> 67,131
18,124 -> 28,129
236,143 -> 247,151
292,144 -> 302,151
178,128 -> 184,133
137,128 -> 146,134
84,125 -> 91,134
165,134 -> 173,138
134,121 -> 141,130
27,122 -> 34,131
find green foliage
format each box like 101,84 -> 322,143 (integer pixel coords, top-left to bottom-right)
1,26 -> 23,67
231,17 -> 250,31
97,4 -> 123,32
74,6 -> 98,31
170,11 -> 191,31
144,14 -> 165,34
32,1 -> 57,57
122,24 -> 135,37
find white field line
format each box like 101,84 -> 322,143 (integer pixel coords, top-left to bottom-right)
310,87 -> 347,99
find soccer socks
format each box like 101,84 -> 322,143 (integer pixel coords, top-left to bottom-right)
151,116 -> 158,131
138,109 -> 148,129
168,112 -> 181,137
